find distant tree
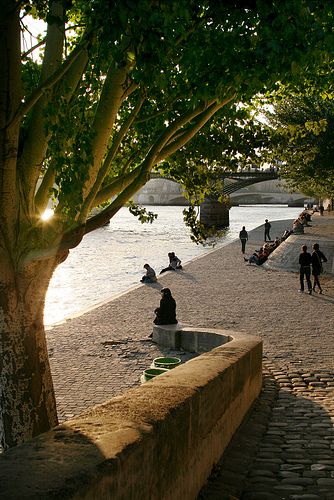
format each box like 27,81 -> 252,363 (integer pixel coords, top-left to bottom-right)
263,95 -> 334,198
1,0 -> 334,448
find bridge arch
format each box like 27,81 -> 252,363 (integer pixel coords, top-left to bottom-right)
149,170 -> 280,197
133,172 -> 307,226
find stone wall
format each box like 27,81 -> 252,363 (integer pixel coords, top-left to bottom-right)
0,328 -> 262,500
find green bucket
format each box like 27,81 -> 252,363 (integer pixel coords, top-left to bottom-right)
153,357 -> 181,369
143,367 -> 169,381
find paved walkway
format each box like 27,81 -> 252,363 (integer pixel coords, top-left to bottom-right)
47,212 -> 334,499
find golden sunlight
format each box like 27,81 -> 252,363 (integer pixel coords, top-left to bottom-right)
41,208 -> 54,221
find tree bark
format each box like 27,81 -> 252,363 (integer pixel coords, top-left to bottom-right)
0,257 -> 58,449
0,0 -> 21,235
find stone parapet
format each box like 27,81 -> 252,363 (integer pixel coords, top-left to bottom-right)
0,328 -> 262,500
152,324 -> 232,351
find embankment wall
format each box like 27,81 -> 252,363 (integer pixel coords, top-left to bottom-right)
0,328 -> 262,500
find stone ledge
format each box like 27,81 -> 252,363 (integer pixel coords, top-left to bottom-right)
153,323 -> 232,351
0,328 -> 262,500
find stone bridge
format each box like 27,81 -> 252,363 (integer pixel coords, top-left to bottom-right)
133,172 -> 309,227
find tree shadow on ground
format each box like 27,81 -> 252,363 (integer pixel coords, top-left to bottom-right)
199,366 -> 334,500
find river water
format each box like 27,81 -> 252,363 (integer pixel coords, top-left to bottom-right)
45,204 -> 301,326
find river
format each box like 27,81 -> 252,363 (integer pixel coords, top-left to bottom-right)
45,204 -> 301,326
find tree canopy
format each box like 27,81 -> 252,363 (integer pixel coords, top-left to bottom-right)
1,0 -> 334,448
263,94 -> 334,198
212,91 -> 334,200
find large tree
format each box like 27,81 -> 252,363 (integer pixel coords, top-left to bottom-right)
1,0 -> 333,448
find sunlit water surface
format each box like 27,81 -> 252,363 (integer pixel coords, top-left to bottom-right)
45,205 -> 301,325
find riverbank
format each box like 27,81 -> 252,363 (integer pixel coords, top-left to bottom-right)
48,213 -> 334,418
44,204 -> 301,325
47,212 -> 334,498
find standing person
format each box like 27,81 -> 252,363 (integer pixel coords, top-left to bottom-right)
153,288 -> 177,325
140,263 -> 157,283
239,226 -> 248,254
264,219 -> 271,241
311,243 -> 327,294
299,245 -> 312,294
319,204 -> 325,216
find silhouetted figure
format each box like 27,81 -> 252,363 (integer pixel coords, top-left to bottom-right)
239,226 -> 248,254
264,219 -> 271,241
311,243 -> 327,294
299,245 -> 312,294
153,288 -> 177,325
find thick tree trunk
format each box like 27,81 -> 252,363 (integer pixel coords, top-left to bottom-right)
0,259 -> 58,449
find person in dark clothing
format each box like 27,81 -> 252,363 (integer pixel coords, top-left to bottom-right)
153,288 -> 177,325
264,219 -> 271,241
239,226 -> 248,254
299,245 -> 312,294
311,243 -> 327,294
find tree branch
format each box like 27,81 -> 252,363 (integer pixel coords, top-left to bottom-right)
50,161 -> 149,254
121,79 -> 139,100
34,161 -> 56,215
80,60 -> 134,202
157,94 -> 236,161
20,33 -> 90,212
21,38 -> 45,60
144,99 -> 218,166
8,36 -> 91,129
134,95 -> 180,124
79,90 -> 146,221
84,162 -> 151,235
92,165 -> 143,206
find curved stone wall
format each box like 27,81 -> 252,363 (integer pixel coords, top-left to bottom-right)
0,327 -> 262,500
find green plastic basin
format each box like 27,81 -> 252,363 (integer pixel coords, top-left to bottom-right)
143,367 -> 169,381
153,357 -> 181,369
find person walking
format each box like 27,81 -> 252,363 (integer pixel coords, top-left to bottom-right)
299,244 -> 312,294
264,219 -> 271,241
239,226 -> 248,254
311,243 -> 327,293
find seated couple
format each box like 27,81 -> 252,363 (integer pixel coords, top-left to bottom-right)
244,246 -> 269,265
159,252 -> 182,274
140,252 -> 183,284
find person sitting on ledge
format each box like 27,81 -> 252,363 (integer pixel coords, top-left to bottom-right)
273,236 -> 281,248
140,263 -> 157,283
244,247 -> 268,266
153,288 -> 178,325
160,252 -> 182,274
292,218 -> 304,234
281,229 -> 292,241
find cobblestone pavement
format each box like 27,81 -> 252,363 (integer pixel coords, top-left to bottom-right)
198,216 -> 334,499
199,365 -> 334,500
47,212 -> 334,498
